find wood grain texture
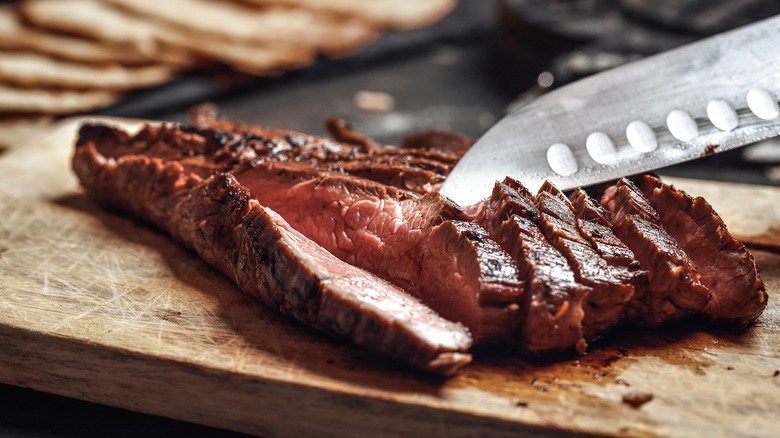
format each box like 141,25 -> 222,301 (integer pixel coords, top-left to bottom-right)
0,117 -> 778,437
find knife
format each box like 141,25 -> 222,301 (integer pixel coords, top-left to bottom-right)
440,15 -> 780,206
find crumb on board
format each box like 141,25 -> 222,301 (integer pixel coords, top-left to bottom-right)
622,391 -> 654,408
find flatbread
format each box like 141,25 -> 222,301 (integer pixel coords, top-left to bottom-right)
22,0 -> 316,75
102,0 -> 378,56
0,116 -> 54,149
22,0 -> 173,53
0,7 -> 192,67
0,51 -> 176,90
236,0 -> 458,30
0,85 -> 119,114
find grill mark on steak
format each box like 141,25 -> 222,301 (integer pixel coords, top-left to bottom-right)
470,179 -> 587,355
639,175 -> 767,326
601,178 -> 711,325
233,160 -> 525,344
569,188 -> 643,271
534,182 -> 637,339
73,128 -> 473,375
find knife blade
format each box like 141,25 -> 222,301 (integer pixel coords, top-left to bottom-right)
440,15 -> 780,206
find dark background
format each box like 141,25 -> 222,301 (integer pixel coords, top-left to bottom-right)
2,1 -> 779,436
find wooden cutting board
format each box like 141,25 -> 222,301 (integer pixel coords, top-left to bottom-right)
0,117 -> 778,437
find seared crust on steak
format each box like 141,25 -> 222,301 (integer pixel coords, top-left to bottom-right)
188,106 -> 460,194
470,179 -> 587,355
639,175 -> 767,326
74,123 -> 473,375
421,220 -> 525,345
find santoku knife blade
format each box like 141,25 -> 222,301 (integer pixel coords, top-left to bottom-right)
440,15 -> 780,206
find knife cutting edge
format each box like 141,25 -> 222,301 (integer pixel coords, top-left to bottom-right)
440,15 -> 780,206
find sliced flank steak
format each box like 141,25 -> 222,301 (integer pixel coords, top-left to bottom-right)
72,111 -> 769,373
233,160 -> 525,344
73,123 -> 475,375
534,182 -> 637,338
470,179 -> 588,355
639,174 -> 767,326
76,122 -> 526,349
601,178 -> 711,325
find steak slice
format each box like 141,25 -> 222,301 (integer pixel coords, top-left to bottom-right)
181,118 -> 454,195
233,160 -> 526,344
639,175 -> 767,326
470,179 -> 587,355
190,106 -> 462,170
100,122 -> 443,195
421,220 -> 525,344
73,129 -> 473,375
534,182 -> 637,338
601,178 -> 711,325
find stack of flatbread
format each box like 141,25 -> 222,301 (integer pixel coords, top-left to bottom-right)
0,0 -> 456,145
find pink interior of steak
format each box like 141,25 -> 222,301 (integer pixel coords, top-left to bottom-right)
261,207 -> 473,374
639,175 -> 767,326
334,162 -> 445,193
235,163 -> 420,280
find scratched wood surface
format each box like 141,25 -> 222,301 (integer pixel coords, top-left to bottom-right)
0,117 -> 778,438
